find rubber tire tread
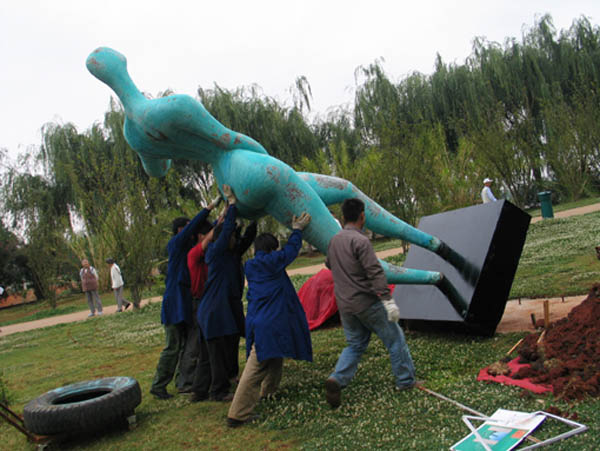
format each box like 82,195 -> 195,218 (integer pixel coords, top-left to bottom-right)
23,377 -> 142,435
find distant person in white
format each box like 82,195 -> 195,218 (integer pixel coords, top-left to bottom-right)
481,178 -> 497,203
106,258 -> 131,312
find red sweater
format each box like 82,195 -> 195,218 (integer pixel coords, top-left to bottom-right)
187,242 -> 208,299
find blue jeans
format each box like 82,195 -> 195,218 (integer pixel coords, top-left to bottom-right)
329,301 -> 415,388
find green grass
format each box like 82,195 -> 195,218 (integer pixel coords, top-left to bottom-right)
525,195 -> 600,218
1,302 -> 598,449
509,211 -> 600,298
287,252 -> 326,270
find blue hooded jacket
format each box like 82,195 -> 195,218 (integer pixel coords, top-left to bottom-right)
244,229 -> 313,362
197,205 -> 256,340
161,208 -> 210,325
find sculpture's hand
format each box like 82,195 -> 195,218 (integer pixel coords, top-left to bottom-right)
207,195 -> 223,210
292,212 -> 311,230
222,185 -> 237,205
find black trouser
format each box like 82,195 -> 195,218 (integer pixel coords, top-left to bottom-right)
150,322 -> 186,393
175,300 -> 201,391
192,331 -> 240,400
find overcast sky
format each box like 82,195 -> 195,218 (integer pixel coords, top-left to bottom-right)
2,0 -> 600,161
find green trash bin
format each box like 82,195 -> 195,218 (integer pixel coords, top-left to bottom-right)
538,191 -> 554,219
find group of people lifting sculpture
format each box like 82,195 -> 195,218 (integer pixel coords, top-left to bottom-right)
149,185 -> 418,428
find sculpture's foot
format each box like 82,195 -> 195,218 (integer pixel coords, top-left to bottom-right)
435,241 -> 480,285
436,275 -> 469,319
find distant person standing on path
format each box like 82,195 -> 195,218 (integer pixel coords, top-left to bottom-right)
80,259 -> 103,317
106,258 -> 131,312
324,198 -> 416,408
481,178 -> 497,203
149,195 -> 222,400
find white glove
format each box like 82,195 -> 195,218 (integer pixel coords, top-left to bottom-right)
222,185 -> 237,205
207,195 -> 223,210
292,212 -> 311,230
382,299 -> 400,322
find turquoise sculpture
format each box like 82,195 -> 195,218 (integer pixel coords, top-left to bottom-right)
86,47 -> 472,317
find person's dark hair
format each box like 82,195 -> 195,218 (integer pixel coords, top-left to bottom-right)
172,217 -> 190,235
254,233 -> 279,253
196,220 -> 213,236
341,198 -> 365,223
105,257 -> 115,264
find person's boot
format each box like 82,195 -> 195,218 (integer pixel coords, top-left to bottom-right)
150,388 -> 173,400
325,378 -> 341,408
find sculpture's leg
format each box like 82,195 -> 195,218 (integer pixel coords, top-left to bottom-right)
297,173 -> 441,250
297,172 -> 478,285
250,168 -> 443,283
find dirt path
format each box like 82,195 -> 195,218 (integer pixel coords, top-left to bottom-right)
0,297 -> 161,338
530,202 -> 600,223
2,203 -> 599,338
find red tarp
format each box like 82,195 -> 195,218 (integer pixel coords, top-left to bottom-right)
477,357 -> 553,394
298,269 -> 338,330
298,268 -> 395,331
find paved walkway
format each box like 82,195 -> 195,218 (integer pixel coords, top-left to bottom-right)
2,203 -> 599,338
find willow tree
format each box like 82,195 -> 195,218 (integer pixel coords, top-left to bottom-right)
2,155 -> 74,305
38,104 -> 175,305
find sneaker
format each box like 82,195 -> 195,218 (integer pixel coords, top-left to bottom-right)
325,378 -> 341,408
116,309 -> 122,313
88,313 -> 95,317
150,389 -> 173,400
97,312 -> 103,316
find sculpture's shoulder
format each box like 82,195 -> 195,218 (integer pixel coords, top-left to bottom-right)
142,94 -> 205,123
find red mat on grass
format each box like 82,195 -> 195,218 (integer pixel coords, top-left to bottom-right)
477,357 -> 553,394
298,269 -> 395,330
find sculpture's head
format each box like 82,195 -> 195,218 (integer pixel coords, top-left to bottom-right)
86,47 -> 129,90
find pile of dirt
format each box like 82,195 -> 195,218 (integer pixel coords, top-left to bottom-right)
514,284 -> 600,400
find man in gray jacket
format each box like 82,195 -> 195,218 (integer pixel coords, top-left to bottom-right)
324,198 -> 416,408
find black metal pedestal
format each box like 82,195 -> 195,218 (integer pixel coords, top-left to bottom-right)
393,200 -> 531,335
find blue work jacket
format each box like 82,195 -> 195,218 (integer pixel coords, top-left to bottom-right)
161,208 -> 210,325
245,229 -> 313,363
197,205 -> 256,340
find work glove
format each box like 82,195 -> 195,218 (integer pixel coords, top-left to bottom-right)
208,195 -> 223,210
381,297 -> 400,322
222,184 -> 237,205
292,212 -> 311,230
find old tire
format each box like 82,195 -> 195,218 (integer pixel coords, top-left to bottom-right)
23,377 -> 141,435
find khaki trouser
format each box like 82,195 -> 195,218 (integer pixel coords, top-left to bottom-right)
227,345 -> 283,421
